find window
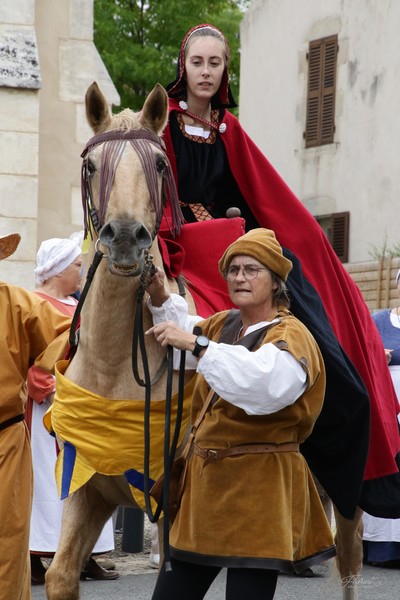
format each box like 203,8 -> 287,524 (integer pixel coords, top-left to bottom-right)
315,211 -> 349,263
304,35 -> 338,148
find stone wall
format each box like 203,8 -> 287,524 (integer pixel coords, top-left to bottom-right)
0,0 -> 118,288
0,2 -> 40,285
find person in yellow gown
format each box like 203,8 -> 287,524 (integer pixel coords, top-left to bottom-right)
0,233 -> 71,600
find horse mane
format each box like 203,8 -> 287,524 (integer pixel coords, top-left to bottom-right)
108,108 -> 141,132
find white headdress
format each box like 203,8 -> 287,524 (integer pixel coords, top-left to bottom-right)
34,238 -> 81,285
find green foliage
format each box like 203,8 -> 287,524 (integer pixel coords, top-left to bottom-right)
94,0 -> 250,111
368,233 -> 400,259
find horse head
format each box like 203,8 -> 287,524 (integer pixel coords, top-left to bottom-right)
67,82 -> 189,399
81,81 -> 182,277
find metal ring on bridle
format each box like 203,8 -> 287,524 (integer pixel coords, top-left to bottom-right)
95,238 -> 108,257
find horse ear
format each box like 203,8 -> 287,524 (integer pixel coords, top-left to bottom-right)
139,83 -> 168,135
85,82 -> 112,133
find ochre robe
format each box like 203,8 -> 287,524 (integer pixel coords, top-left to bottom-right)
0,282 -> 71,600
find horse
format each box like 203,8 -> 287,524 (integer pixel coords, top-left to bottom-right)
44,81 -> 364,600
44,81 -> 196,600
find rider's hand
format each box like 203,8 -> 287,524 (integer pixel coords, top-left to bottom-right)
146,321 -> 197,353
146,267 -> 170,307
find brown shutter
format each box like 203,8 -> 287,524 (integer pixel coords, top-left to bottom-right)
305,43 -> 322,146
331,211 -> 349,263
320,37 -> 337,144
305,35 -> 338,147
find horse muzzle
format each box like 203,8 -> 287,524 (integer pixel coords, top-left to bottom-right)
99,219 -> 153,277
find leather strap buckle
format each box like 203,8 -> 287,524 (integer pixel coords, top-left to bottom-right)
204,449 -> 219,466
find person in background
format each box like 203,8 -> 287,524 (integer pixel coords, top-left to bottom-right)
0,233 -> 71,600
26,237 -> 119,584
362,268 -> 400,567
159,23 -> 400,535
146,228 -> 335,600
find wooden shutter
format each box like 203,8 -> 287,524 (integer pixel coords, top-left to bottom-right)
315,211 -> 349,263
305,35 -> 338,147
331,211 -> 349,263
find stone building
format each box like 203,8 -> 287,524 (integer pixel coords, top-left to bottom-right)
240,0 -> 400,265
0,0 -> 118,288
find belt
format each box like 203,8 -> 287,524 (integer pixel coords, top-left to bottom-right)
194,442 -> 299,466
0,413 -> 25,432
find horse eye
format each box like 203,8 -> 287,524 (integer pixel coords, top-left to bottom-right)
87,159 -> 96,176
156,156 -> 166,174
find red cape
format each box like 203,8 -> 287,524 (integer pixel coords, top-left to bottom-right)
160,99 -> 400,516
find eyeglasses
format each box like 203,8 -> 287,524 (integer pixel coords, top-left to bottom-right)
224,265 -> 268,281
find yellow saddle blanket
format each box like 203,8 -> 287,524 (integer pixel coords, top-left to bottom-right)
44,360 -> 193,510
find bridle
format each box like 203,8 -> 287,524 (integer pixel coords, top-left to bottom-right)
80,128 -> 183,240
70,127 -> 180,351
71,126 -> 187,570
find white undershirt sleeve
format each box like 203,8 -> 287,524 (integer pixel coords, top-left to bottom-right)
197,341 -> 307,415
148,294 -> 308,413
147,293 -> 202,369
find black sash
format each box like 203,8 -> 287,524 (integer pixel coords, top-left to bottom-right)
0,413 -> 25,431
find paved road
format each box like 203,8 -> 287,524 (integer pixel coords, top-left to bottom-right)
31,563 -> 399,600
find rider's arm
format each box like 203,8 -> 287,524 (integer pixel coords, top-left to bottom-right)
148,294 -> 202,369
148,293 -> 203,331
197,341 -> 307,415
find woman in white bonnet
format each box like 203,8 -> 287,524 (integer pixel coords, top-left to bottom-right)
33,236 -> 82,304
26,237 -> 119,584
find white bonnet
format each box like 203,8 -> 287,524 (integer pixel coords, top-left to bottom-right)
34,237 -> 81,286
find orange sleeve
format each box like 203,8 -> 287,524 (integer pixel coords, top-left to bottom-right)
27,365 -> 55,404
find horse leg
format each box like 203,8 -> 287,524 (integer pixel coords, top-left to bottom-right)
333,504 -> 364,600
45,484 -> 116,600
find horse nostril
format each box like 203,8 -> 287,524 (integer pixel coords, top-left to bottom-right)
99,220 -> 152,250
99,223 -> 116,246
135,224 -> 152,248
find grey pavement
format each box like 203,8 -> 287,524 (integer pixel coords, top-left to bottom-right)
31,563 -> 399,600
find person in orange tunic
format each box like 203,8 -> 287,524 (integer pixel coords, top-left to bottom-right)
0,233 -> 71,600
146,229 -> 335,600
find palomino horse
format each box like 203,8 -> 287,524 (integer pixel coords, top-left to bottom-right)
45,81 -> 195,600
45,81 -> 364,600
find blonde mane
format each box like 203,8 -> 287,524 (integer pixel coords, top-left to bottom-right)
109,108 -> 141,131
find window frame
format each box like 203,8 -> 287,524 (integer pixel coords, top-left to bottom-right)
304,35 -> 338,148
